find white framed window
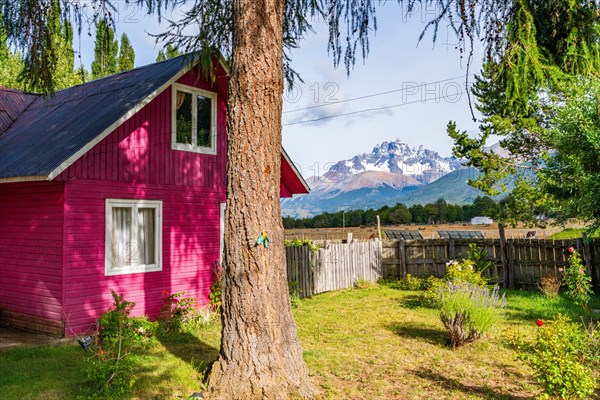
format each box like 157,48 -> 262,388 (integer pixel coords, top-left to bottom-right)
105,199 -> 162,276
171,83 -> 217,155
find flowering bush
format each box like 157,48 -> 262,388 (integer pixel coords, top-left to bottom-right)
518,314 -> 597,399
445,259 -> 488,286
563,250 -> 593,309
438,281 -> 506,348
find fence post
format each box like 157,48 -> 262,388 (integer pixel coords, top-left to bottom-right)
398,240 -> 406,278
581,234 -> 593,278
449,239 -> 456,260
591,239 -> 600,291
498,223 -> 509,287
508,239 -> 516,289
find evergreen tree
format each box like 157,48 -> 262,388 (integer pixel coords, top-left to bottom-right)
117,33 -> 135,72
91,20 -> 118,79
0,19 -> 24,89
0,2 -> 81,90
156,44 -> 182,62
50,18 -> 83,89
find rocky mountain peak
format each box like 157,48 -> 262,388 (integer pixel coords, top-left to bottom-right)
323,138 -> 461,184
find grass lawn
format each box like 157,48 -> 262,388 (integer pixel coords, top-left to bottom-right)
1,284 -> 599,399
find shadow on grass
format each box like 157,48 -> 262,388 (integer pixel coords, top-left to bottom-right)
410,368 -> 534,400
395,294 -> 424,309
157,330 -> 219,374
501,289 -> 593,323
385,322 -> 448,347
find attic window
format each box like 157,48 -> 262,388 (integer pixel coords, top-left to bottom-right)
171,83 -> 217,154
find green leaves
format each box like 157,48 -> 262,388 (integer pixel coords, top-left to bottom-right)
519,314 -> 597,399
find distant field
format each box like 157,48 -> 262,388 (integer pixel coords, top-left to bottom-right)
284,221 -> 588,241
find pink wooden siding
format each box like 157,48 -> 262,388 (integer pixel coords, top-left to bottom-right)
57,66 -> 228,335
0,181 -> 65,322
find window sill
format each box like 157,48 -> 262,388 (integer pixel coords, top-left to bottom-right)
171,142 -> 217,155
105,264 -> 162,276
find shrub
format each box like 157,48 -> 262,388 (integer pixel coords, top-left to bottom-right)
438,281 -> 506,348
563,249 -> 593,309
288,281 -> 302,308
445,259 -> 488,286
284,239 -> 319,252
421,275 -> 444,291
354,277 -> 377,290
518,314 -> 597,399
209,261 -> 222,312
419,277 -> 446,308
158,291 -> 208,334
81,290 -> 155,399
466,243 -> 494,274
397,274 -> 424,290
538,274 -> 562,297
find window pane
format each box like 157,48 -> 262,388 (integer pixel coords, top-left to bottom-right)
112,207 -> 132,267
197,95 -> 212,148
175,91 -> 193,144
138,208 -> 156,265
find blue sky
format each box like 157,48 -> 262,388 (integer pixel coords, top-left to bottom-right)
77,2 -> 483,179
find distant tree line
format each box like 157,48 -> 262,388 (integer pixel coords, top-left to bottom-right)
283,196 -> 498,229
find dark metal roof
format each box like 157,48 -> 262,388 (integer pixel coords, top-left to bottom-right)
437,230 -> 485,239
0,88 -> 37,134
0,55 -> 195,179
384,229 -> 424,240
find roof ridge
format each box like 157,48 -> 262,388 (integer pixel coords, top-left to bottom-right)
0,86 -> 41,96
53,53 -> 197,93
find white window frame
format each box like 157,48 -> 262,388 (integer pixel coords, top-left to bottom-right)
105,199 -> 163,276
171,83 -> 218,155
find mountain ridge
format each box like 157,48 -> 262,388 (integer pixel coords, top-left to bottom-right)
282,139 -> 487,218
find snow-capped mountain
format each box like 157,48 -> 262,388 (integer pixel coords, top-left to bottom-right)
281,139 -> 471,218
323,140 -> 462,184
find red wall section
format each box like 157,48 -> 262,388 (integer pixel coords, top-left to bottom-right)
0,181 -> 64,321
56,67 -> 228,189
62,181 -> 221,335
58,67 -> 228,335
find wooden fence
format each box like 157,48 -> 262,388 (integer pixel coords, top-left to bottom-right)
382,238 -> 600,288
285,241 -> 382,298
285,238 -> 600,298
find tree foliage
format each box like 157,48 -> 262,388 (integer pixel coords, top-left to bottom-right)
156,43 -> 181,62
539,81 -> 600,233
91,19 -> 119,79
117,33 -> 135,72
446,0 -> 600,230
0,1 -> 82,90
283,196 -> 499,229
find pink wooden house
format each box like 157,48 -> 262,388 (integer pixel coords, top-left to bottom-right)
0,55 -> 309,336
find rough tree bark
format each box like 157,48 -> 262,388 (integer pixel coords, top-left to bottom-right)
205,1 -> 318,399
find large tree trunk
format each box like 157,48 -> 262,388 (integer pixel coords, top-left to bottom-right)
205,1 -> 318,399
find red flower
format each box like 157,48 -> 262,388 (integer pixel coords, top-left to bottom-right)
536,319 -> 544,327
568,246 -> 575,253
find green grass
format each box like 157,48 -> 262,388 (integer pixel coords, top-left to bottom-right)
1,286 -> 599,399
548,227 -> 587,239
